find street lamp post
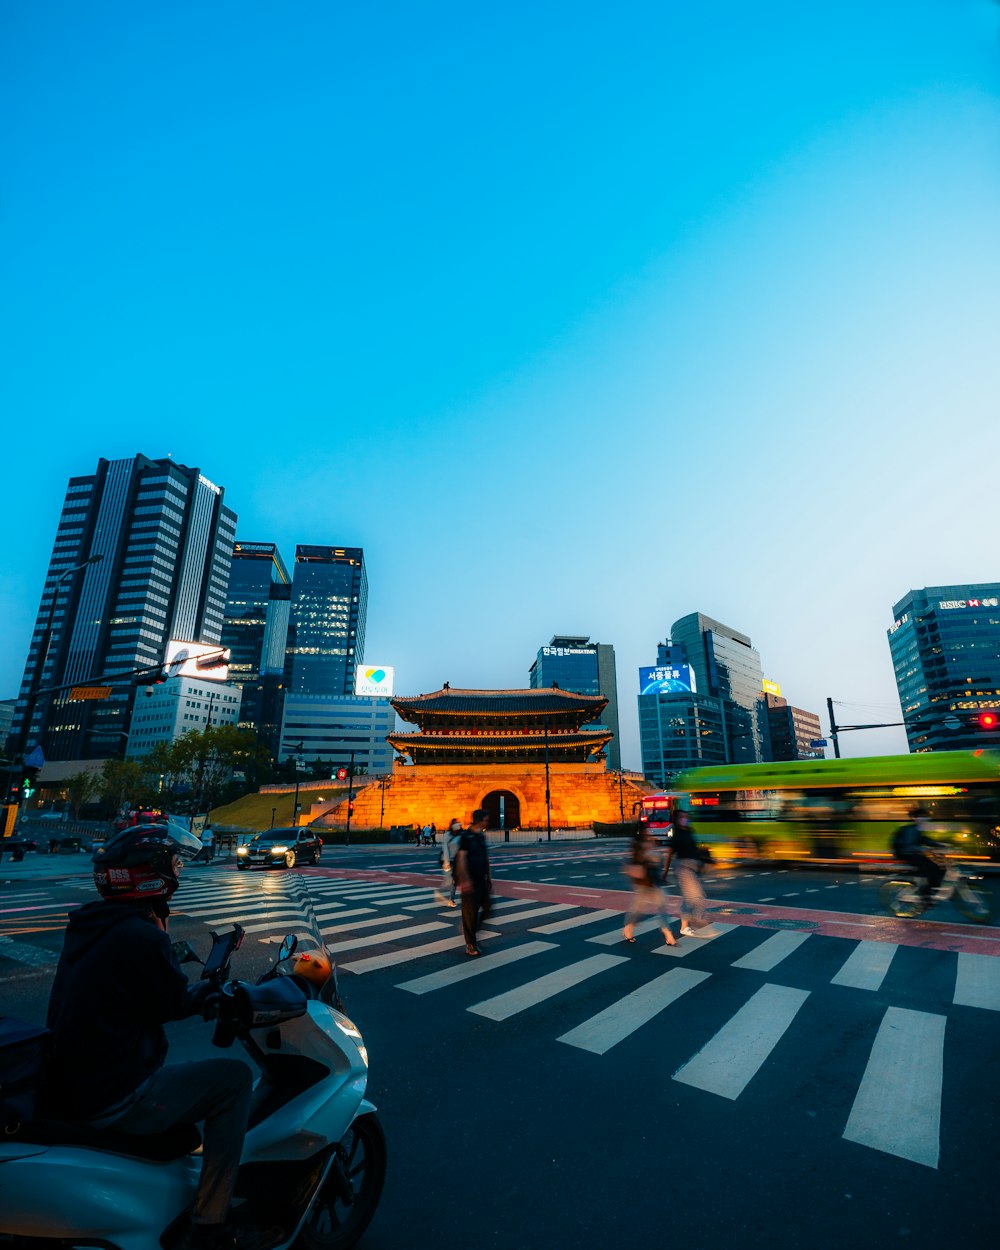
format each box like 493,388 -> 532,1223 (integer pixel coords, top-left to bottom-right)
270,807 -> 276,829
291,741 -> 304,827
378,774 -> 388,830
618,769 -> 625,823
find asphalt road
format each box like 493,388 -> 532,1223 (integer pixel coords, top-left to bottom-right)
2,843 -> 999,1250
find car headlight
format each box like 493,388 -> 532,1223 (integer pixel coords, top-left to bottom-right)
270,845 -> 289,854
237,847 -> 248,855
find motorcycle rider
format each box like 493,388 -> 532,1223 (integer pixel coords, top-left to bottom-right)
44,824 -> 256,1250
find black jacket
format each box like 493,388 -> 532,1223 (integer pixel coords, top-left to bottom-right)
670,819 -> 701,860
45,900 -> 189,1121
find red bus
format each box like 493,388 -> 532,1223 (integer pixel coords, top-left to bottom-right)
637,793 -> 677,839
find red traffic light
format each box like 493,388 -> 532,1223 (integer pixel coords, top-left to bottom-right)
978,711 -> 999,730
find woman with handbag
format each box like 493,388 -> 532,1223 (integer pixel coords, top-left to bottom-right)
622,825 -> 678,946
671,808 -> 719,938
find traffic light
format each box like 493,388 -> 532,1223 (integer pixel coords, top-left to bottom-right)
978,710 -> 999,731
22,766 -> 39,800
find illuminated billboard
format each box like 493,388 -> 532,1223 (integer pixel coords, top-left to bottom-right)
165,639 -> 231,682
639,664 -> 696,695
355,664 -> 395,697
762,678 -> 782,697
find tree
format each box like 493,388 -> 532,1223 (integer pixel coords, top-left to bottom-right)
98,759 -> 160,816
64,770 -> 100,818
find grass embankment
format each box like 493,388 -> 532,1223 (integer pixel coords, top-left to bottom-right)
210,785 -> 349,832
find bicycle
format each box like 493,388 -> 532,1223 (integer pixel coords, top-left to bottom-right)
880,857 -> 998,924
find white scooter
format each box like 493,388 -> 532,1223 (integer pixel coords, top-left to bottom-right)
0,922 -> 386,1250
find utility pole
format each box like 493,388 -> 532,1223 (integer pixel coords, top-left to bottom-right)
826,697 -> 842,759
618,769 -> 625,823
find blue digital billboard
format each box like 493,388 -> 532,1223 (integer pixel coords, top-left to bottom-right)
639,664 -> 696,695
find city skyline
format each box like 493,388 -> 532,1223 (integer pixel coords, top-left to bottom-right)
3,4 -> 1000,770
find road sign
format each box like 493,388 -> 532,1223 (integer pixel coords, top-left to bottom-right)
336,767 -> 348,781
809,738 -> 828,748
943,715 -> 961,731
69,685 -> 113,701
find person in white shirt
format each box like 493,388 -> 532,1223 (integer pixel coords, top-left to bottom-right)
435,818 -> 462,907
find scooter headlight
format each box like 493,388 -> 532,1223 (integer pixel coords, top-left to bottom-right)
335,1015 -> 368,1067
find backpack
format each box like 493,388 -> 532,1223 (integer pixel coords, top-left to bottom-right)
892,823 -> 918,859
0,1016 -> 51,1135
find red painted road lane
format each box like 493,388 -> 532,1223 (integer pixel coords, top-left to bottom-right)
305,865 -> 1000,956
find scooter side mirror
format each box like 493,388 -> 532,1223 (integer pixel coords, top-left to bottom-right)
278,934 -> 298,963
172,939 -> 202,966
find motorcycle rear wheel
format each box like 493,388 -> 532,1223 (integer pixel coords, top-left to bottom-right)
295,1112 -> 387,1250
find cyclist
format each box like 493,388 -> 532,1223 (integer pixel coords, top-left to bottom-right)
892,807 -> 947,904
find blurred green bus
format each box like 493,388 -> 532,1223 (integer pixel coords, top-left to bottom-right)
672,751 -> 1000,865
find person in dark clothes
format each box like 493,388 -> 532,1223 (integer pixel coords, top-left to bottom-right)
45,824 -> 255,1250
454,809 -> 492,956
893,807 -> 947,901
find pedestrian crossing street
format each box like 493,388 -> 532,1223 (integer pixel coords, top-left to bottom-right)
166,868 -> 1000,1172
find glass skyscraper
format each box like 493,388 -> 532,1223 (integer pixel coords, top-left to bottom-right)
528,635 -> 621,769
221,541 -> 291,757
888,584 -> 1000,752
670,613 -> 765,765
9,455 -> 237,763
284,546 -> 367,699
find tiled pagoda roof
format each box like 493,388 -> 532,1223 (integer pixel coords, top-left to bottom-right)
391,686 -> 607,717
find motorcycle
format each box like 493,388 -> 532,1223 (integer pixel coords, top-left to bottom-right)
0,912 -> 386,1250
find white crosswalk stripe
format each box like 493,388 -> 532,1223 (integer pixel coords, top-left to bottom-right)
953,951 -> 1000,1010
397,941 -> 555,995
731,930 -> 811,971
673,983 -> 810,1099
843,1007 -> 945,1168
469,953 -> 627,1021
325,921 -> 449,954
558,968 -> 709,1055
831,941 -> 897,991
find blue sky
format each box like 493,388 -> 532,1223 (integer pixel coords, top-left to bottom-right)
3,1 -> 999,768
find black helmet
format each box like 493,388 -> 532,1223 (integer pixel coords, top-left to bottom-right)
93,823 -> 203,903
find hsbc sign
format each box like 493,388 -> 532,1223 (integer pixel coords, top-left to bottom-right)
939,598 -> 999,610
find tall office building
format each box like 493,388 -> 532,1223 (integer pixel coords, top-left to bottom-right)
284,546 -> 367,699
221,542 -> 291,756
9,455 -> 237,763
671,613 -> 766,764
528,635 -> 621,769
638,641 -> 728,784
888,584 -> 1000,752
762,693 -> 823,761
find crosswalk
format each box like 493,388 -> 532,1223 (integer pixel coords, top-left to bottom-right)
5,868 -> 998,1168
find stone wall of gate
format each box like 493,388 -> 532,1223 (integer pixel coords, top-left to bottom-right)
312,762 -> 651,830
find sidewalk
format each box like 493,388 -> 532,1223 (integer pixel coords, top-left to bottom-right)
0,851 -> 94,883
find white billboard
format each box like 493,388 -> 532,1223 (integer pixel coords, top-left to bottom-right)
355,664 -> 395,697
165,639 -> 231,682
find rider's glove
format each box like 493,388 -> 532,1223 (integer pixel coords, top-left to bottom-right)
184,981 -> 222,1021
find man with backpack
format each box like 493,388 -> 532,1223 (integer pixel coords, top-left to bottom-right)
892,807 -> 947,902
454,809 -> 492,956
